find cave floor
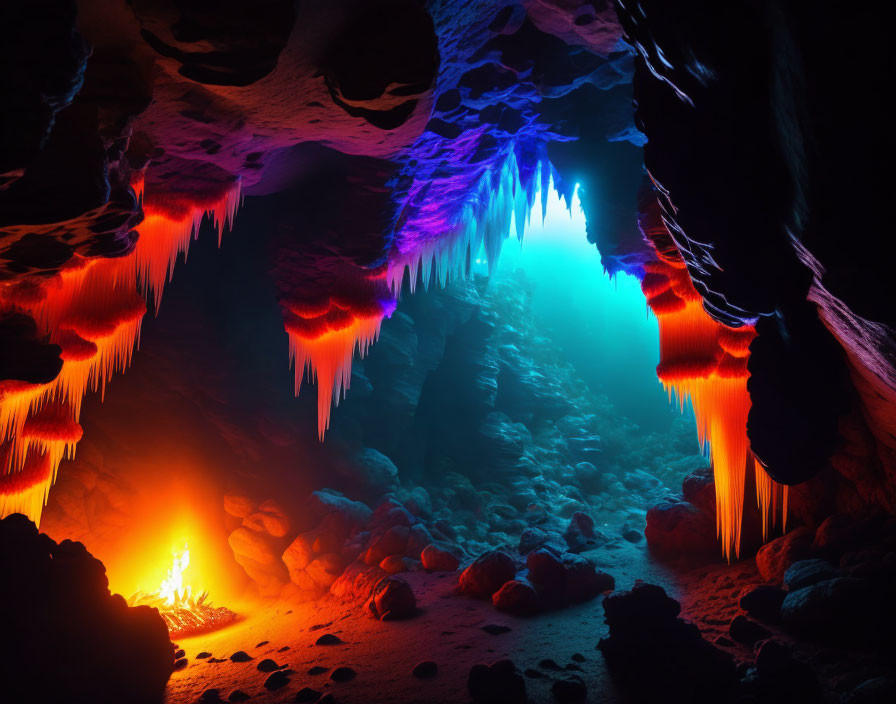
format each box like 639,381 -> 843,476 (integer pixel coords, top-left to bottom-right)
164,541 -> 868,704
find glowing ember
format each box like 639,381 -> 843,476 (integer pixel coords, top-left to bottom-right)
128,545 -> 237,639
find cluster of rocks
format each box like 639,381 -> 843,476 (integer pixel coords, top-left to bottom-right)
0,513 -> 173,704
226,488 -> 463,603
738,513 -> 896,650
457,514 -> 615,616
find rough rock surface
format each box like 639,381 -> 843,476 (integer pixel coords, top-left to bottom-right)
0,514 -> 172,704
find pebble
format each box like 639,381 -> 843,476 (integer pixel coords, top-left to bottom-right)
315,634 -> 343,645
330,666 -> 357,682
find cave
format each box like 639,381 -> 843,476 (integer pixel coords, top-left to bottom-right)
2,2 -> 894,703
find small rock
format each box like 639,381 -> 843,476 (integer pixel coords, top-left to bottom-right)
308,666 -> 329,675
278,646 -> 290,652
315,634 -> 343,645
729,615 -> 771,645
538,659 -> 563,671
295,688 -> 322,702
412,661 -> 438,679
230,651 -> 252,663
457,550 -> 516,598
492,580 -> 540,616
368,576 -> 416,620
255,641 -> 269,648
468,660 -> 526,704
173,658 -> 188,671
570,653 -> 585,662
228,690 -> 250,702
330,666 -> 357,682
482,624 -> 512,635
174,649 -> 186,659
552,676 -> 587,702
256,658 -> 284,673
196,652 -> 212,659
198,689 -> 224,704
524,668 -> 546,678
421,543 -> 460,571
518,528 -> 548,555
263,671 -> 290,691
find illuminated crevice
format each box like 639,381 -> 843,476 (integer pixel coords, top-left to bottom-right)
0,178 -> 242,523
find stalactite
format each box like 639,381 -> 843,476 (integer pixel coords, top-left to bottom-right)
640,207 -> 788,560
0,178 -> 242,523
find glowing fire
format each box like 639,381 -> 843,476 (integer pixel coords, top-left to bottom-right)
128,544 -> 236,639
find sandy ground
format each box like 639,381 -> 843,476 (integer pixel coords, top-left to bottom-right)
164,542 -> 767,704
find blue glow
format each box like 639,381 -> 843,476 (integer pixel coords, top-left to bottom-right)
489,184 -> 677,431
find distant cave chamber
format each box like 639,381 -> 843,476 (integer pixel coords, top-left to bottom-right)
2,1 -> 896,704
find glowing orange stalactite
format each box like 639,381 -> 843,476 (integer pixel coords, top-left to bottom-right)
0,177 -> 242,524
286,306 -> 387,440
641,226 -> 787,559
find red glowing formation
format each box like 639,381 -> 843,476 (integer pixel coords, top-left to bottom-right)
640,202 -> 787,559
0,178 -> 242,524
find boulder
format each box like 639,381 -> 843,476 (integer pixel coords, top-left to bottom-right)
492,580 -> 540,616
755,527 -> 814,582
457,550 -> 516,598
780,577 -> 885,645
228,526 -> 289,596
0,514 -> 172,704
598,582 -> 736,702
223,492 -> 256,519
368,577 -> 416,620
563,511 -> 598,553
782,559 -> 838,592
242,500 -> 291,538
645,498 -> 717,559
421,542 -> 460,571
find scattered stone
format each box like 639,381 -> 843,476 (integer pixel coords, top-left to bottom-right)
174,648 -> 186,659
518,528 -> 549,555
421,542 -> 460,571
564,663 -> 583,672
310,622 -> 333,631
538,659 -> 563,671
317,695 -> 337,704
230,651 -> 252,663
196,652 -> 212,659
255,641 -> 269,648
173,658 -> 188,671
315,634 -> 343,645
552,676 -> 587,702
739,584 -> 786,622
782,559 -> 838,591
482,624 -> 512,635
228,690 -> 250,702
263,670 -> 290,691
308,666 -> 329,675
524,668 -> 545,678
379,554 -> 411,574
570,653 -> 586,662
295,688 -> 322,702
729,615 -> 771,645
198,688 -> 224,703
468,660 -> 526,704
492,579 -> 540,616
278,646 -> 290,652
412,661 -> 438,678
622,528 -> 643,543
208,657 -> 227,663
368,576 -> 417,620
330,666 -> 357,682
457,550 -> 516,598
256,658 -> 284,673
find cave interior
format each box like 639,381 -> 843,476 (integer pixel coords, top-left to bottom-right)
1,1 -> 895,703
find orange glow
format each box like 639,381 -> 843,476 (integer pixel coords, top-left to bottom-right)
286,308 -> 386,440
127,544 -> 237,638
0,177 -> 242,524
641,213 -> 787,559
